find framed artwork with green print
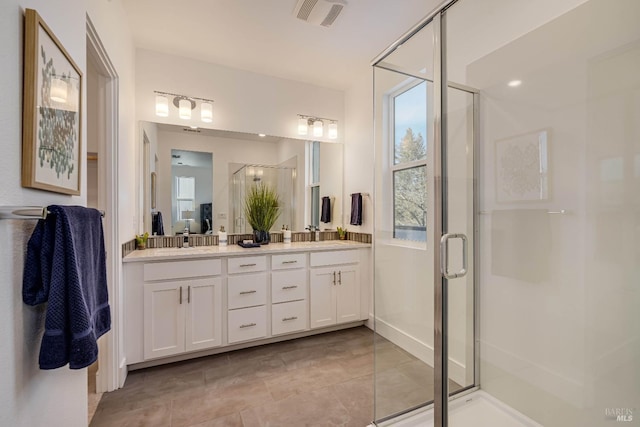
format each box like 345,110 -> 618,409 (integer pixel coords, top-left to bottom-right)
22,9 -> 82,195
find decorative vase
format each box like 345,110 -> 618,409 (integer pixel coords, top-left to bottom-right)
339,234 -> 346,240
137,242 -> 146,250
253,230 -> 270,245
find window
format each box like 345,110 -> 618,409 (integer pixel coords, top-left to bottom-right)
391,81 -> 427,241
175,175 -> 195,221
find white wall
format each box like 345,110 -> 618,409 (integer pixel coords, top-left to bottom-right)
135,49 -> 345,143
467,1 -> 640,426
0,2 -> 87,426
344,70 -> 374,234
0,0 -> 136,425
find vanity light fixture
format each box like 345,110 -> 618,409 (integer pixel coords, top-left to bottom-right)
298,117 -> 308,135
154,91 -> 214,123
178,98 -> 192,120
328,121 -> 338,139
201,102 -> 213,123
313,120 -> 323,137
297,114 -> 338,139
508,80 -> 522,87
155,94 -> 169,117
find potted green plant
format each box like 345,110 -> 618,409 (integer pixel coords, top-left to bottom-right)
244,183 -> 281,244
337,226 -> 347,240
135,232 -> 149,250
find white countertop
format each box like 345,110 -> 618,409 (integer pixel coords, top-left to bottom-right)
123,240 -> 371,263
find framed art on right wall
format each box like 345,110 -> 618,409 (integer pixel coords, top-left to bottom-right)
495,129 -> 549,203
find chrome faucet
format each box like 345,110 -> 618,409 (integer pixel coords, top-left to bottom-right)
306,225 -> 319,241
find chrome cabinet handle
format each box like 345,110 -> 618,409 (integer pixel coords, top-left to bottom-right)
282,316 -> 298,321
282,285 -> 298,290
239,290 -> 257,295
240,263 -> 257,267
187,285 -> 191,303
338,271 -> 342,285
179,286 -> 182,304
282,260 -> 298,264
239,323 -> 257,329
333,271 -> 336,285
440,233 -> 468,279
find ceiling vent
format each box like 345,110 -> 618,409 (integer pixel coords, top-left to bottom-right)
293,0 -> 347,27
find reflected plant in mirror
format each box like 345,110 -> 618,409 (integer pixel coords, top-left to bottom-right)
140,121 -> 344,238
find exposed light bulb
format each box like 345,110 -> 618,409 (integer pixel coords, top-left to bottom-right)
155,95 -> 169,117
508,80 -> 522,87
258,133 -> 266,137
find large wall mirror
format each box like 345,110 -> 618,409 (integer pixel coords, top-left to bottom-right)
140,121 -> 344,236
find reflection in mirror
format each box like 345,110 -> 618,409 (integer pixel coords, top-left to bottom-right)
140,122 -> 344,236
171,149 -> 212,235
231,163 -> 295,234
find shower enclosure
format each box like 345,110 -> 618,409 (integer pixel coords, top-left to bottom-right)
372,0 -> 640,426
231,164 -> 296,234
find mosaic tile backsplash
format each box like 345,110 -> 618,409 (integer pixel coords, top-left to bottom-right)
122,231 -> 372,258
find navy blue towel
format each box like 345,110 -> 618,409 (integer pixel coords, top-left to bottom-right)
321,196 -> 331,223
23,205 -> 111,370
152,211 -> 165,235
350,193 -> 363,226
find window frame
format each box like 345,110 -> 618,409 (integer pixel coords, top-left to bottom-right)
175,175 -> 195,221
388,79 -> 429,243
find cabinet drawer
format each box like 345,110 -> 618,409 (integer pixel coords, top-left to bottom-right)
271,270 -> 307,303
228,273 -> 267,309
228,305 -> 267,343
310,250 -> 358,267
143,259 -> 221,281
272,300 -> 308,336
272,253 -> 307,270
228,256 -> 267,274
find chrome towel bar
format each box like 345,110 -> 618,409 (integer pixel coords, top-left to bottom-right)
0,206 -> 105,220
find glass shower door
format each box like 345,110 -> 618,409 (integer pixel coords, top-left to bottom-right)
373,11 -> 477,424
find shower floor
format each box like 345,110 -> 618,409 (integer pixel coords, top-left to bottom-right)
377,390 -> 542,427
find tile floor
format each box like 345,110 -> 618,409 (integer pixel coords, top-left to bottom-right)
89,326 -> 456,426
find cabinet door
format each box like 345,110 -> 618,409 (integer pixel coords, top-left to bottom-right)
185,278 -> 222,352
310,267 -> 337,329
144,281 -> 186,360
336,266 -> 360,324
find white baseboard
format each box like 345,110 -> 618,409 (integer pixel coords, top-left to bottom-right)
374,317 -> 466,386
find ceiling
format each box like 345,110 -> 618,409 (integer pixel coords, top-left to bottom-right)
120,0 -> 440,90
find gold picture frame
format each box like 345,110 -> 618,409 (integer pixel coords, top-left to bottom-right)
22,9 -> 82,195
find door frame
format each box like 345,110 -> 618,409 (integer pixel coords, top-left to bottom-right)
371,0 -> 477,425
86,16 -> 122,393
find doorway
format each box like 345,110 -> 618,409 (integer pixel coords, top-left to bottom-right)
86,15 -> 121,422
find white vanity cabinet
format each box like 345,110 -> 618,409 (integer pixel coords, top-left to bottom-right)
139,259 -> 223,361
144,277 -> 222,359
309,250 -> 361,329
227,255 -> 268,344
271,253 -> 308,335
124,242 -> 370,369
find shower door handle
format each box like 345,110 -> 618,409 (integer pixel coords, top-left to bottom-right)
440,233 -> 468,279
